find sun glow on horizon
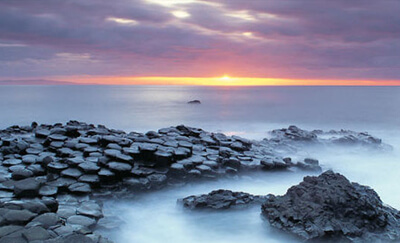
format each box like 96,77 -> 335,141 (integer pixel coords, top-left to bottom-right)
220,75 -> 231,81
41,75 -> 400,86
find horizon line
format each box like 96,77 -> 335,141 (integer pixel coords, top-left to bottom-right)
1,76 -> 400,86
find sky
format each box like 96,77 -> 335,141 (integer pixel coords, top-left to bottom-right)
0,0 -> 399,85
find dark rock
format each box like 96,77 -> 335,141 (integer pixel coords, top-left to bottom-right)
107,162 -> 132,174
79,175 -> 100,185
29,213 -> 60,228
154,151 -> 173,166
50,233 -> 95,243
2,159 -> 22,166
12,169 -> 34,180
98,169 -> 115,182
3,209 -> 37,224
270,125 -> 318,142
168,163 -> 186,178
47,162 -> 69,172
35,129 -> 50,139
187,100 -> 201,104
41,198 -> 58,213
61,168 -> 83,179
67,215 -> 96,228
14,177 -> 41,197
68,183 -> 91,194
77,201 -> 103,219
260,157 -> 289,170
78,162 -> 100,174
180,189 -> 266,210
39,186 -> 58,197
21,155 -> 38,164
261,171 -> 400,242
147,174 -> 167,189
0,225 -> 24,238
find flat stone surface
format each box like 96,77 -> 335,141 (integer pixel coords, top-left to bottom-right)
78,162 -> 100,173
61,168 -> 83,179
0,225 -> 24,238
77,201 -> 103,219
3,209 -> 37,224
68,182 -> 91,194
22,226 -> 51,241
67,215 -> 96,228
30,213 -> 60,228
14,177 -> 41,197
107,162 -> 132,173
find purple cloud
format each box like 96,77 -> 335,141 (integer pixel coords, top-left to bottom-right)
0,0 -> 399,81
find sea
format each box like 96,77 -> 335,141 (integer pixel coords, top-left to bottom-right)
1,85 -> 400,242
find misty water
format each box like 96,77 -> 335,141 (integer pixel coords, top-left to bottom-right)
1,85 -> 400,242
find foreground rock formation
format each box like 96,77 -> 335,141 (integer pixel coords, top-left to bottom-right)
262,171 -> 400,242
179,189 -> 267,210
0,121 -> 390,242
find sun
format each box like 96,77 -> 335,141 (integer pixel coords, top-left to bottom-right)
220,75 -> 231,81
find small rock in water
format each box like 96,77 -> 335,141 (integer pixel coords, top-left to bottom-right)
187,100 -> 201,104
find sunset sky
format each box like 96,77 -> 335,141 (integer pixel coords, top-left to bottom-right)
0,0 -> 399,85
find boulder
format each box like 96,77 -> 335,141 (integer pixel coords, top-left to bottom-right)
261,171 -> 400,242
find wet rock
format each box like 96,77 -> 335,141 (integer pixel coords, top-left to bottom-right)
3,209 -> 37,225
180,189 -> 266,210
47,162 -> 69,173
148,174 -> 167,189
35,129 -> 50,139
107,162 -> 132,174
29,213 -> 60,228
0,225 -> 24,238
61,168 -> 83,179
77,201 -> 103,219
79,175 -> 100,185
68,182 -> 92,194
22,226 -> 51,241
168,163 -> 186,178
2,159 -> 22,166
261,171 -> 400,242
98,169 -> 115,182
260,157 -> 289,170
14,177 -> 41,197
67,215 -> 96,228
78,162 -> 100,174
11,169 -> 34,180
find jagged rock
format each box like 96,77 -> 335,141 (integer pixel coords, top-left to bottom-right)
261,171 -> 400,242
180,189 -> 266,210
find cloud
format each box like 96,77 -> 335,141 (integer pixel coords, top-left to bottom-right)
0,0 -> 399,81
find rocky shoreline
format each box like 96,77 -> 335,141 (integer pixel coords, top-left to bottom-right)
0,121 -> 391,242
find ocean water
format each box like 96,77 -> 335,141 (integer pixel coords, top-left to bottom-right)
1,85 -> 400,242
